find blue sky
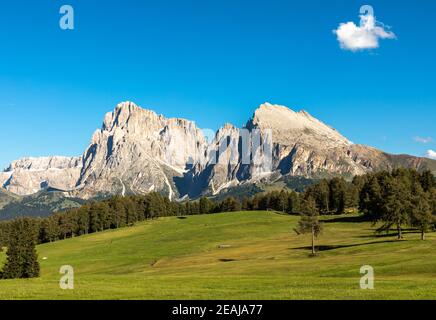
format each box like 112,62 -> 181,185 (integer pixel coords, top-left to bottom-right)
0,0 -> 435,169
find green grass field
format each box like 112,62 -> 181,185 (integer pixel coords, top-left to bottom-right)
0,211 -> 435,300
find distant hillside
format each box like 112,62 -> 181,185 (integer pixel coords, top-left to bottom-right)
211,176 -> 320,202
0,189 -> 19,209
210,184 -> 264,202
0,190 -> 84,221
386,153 -> 436,175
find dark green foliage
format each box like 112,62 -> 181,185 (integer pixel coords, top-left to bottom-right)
211,184 -> 263,202
240,190 -> 300,214
305,179 -> 330,213
359,169 -> 436,240
295,196 -> 323,255
0,222 -> 9,250
286,191 -> 300,214
378,177 -> 411,239
0,190 -> 84,221
283,176 -> 319,192
1,218 -> 40,279
410,182 -> 434,240
359,176 -> 382,220
199,197 -> 213,214
305,178 -> 357,214
220,197 -> 242,212
329,178 -> 347,214
419,170 -> 436,192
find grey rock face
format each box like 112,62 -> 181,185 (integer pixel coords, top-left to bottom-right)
1,156 -> 82,196
74,101 -> 208,199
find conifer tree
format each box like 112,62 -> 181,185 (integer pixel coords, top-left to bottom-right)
308,179 -> 330,213
295,197 -> 323,255
378,178 -> 411,240
2,218 -> 40,279
359,176 -> 382,221
419,170 -> 435,192
411,183 -> 433,240
278,190 -> 288,213
199,197 -> 212,214
329,178 -> 347,214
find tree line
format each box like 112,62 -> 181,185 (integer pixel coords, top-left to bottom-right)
0,168 -> 434,278
293,169 -> 435,255
357,169 -> 436,240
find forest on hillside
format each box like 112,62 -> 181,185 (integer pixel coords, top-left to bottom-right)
0,168 -> 434,249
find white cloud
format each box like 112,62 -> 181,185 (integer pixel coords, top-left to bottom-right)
333,13 -> 396,51
414,136 -> 433,144
426,150 -> 436,160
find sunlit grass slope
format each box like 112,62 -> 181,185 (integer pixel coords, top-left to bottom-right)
0,211 -> 435,300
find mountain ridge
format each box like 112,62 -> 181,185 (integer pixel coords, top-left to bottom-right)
1,101 -> 435,201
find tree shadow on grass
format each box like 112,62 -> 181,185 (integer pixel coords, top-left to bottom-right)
323,215 -> 370,223
292,240 -> 398,252
359,229 -> 418,238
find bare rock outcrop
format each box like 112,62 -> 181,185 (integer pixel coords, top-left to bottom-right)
1,156 -> 82,196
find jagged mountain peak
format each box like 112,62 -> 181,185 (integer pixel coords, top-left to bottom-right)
77,101 -> 209,199
103,101 -> 159,131
103,101 -> 201,133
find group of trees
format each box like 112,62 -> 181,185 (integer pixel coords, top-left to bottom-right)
293,169 -> 436,253
0,168 -> 434,277
358,169 -> 436,240
290,177 -> 358,255
304,178 -> 359,214
1,193 -> 185,246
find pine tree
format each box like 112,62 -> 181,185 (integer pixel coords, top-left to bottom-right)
111,197 -> 127,227
2,218 -> 40,279
88,203 -> 102,233
199,197 -> 212,214
125,197 -> 139,224
278,190 -> 288,213
359,176 -> 382,221
295,197 -> 323,255
241,197 -> 250,211
378,178 -> 411,240
410,183 -> 433,240
329,178 -> 347,214
308,180 -> 330,213
222,197 -> 241,212
287,191 -> 300,214
430,188 -> 436,216
0,222 -> 9,249
419,170 -> 435,192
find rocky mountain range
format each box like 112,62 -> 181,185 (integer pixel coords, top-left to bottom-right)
1,156 -> 82,196
2,101 -> 435,202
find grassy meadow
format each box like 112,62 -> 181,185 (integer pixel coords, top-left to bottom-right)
0,211 -> 435,300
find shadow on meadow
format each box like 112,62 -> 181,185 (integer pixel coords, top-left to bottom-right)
359,229 -> 422,239
323,215 -> 370,224
292,240 -> 398,252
